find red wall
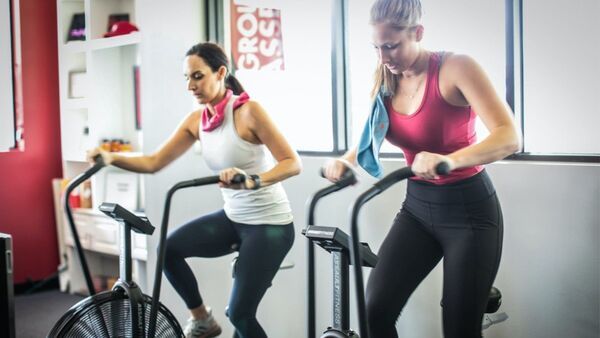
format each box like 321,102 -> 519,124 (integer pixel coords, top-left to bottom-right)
0,0 -> 62,283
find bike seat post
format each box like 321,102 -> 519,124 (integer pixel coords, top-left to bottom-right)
332,250 -> 350,331
118,221 -> 133,284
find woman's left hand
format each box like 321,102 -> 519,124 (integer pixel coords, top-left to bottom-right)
411,152 -> 456,179
219,167 -> 250,189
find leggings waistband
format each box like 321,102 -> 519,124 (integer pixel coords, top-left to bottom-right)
407,170 -> 496,204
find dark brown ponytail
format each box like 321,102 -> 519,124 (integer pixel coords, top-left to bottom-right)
225,74 -> 245,95
186,42 -> 245,95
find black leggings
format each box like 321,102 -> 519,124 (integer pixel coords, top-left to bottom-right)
163,209 -> 294,338
365,170 -> 503,338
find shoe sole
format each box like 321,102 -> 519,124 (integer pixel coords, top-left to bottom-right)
199,326 -> 222,338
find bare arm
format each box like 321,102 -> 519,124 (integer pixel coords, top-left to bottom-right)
446,54 -> 520,168
413,54 -> 520,179
221,101 -> 301,188
88,112 -> 200,173
341,147 -> 358,165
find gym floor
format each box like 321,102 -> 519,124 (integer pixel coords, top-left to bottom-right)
15,289 -> 83,338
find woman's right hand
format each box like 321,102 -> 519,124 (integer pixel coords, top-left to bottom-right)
322,158 -> 351,182
86,147 -> 114,166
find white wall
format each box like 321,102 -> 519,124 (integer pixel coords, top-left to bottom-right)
141,150 -> 600,337
522,0 -> 600,154
138,2 -> 600,337
0,0 -> 15,151
135,0 -> 217,329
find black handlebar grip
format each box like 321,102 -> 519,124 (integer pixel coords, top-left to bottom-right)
435,161 -> 450,175
319,165 -> 357,187
318,167 -> 327,179
318,167 -> 354,180
93,154 -> 105,167
338,168 -> 357,185
231,173 -> 246,184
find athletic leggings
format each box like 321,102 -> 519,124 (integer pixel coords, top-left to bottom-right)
163,209 -> 294,338
365,170 -> 503,338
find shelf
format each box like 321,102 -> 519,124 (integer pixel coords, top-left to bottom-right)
89,32 -> 141,50
64,154 -> 87,163
62,40 -> 87,53
73,207 -> 104,216
66,152 -> 142,162
57,0 -> 145,295
64,209 -> 148,260
65,159 -> 88,165
64,98 -> 88,109
62,32 -> 141,53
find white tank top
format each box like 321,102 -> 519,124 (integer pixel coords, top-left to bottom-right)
199,94 -> 293,225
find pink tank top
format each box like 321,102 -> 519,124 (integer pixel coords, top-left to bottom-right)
385,52 -> 483,185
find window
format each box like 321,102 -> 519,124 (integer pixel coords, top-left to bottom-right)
347,0 -> 507,154
211,0 -> 599,161
225,0 -> 335,152
347,0 -> 378,150
521,0 -> 600,155
420,0 -> 506,142
0,0 -> 16,151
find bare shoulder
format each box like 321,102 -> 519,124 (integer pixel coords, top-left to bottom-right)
236,99 -> 269,123
237,99 -> 264,113
444,53 -> 478,67
442,53 -> 483,77
181,109 -> 202,139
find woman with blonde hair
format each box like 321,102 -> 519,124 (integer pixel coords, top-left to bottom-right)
323,0 -> 519,337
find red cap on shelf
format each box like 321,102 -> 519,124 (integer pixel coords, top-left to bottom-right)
104,21 -> 139,38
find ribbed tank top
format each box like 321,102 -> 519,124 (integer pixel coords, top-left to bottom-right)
385,51 -> 483,185
199,95 -> 293,225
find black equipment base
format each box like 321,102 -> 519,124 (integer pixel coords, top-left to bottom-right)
0,233 -> 15,338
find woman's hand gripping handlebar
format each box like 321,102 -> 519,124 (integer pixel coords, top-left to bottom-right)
374,161 -> 450,193
322,158 -> 356,184
321,158 -> 358,187
319,165 -> 357,189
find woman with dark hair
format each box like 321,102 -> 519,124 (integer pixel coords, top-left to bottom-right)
88,42 -> 301,338
323,0 -> 519,337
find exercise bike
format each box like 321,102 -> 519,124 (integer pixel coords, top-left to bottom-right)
305,164 -> 504,338
304,169 -> 375,338
348,163 -> 503,338
48,157 -> 245,337
47,158 -> 183,337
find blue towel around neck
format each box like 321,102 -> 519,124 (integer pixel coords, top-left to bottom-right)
357,92 -> 389,178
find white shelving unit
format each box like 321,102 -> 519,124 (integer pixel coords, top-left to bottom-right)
55,0 -> 146,295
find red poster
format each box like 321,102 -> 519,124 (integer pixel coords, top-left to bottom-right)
230,1 -> 285,71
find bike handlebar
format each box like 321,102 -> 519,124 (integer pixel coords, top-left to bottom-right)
62,155 -> 106,296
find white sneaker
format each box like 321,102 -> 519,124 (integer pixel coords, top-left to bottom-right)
183,307 -> 222,338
